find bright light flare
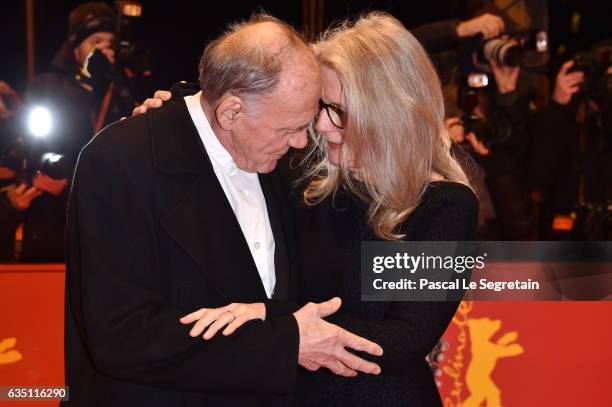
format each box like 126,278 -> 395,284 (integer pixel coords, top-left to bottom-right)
28,106 -> 52,138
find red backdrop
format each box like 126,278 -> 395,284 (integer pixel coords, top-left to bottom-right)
1,265 -> 611,406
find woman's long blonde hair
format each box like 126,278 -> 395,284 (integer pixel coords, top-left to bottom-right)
303,11 -> 470,240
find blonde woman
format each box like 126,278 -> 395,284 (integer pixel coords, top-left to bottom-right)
290,12 -> 478,406
138,12 -> 478,406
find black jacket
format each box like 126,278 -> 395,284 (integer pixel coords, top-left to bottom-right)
64,85 -> 300,406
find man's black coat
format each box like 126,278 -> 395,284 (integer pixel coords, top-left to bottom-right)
63,86 -> 300,406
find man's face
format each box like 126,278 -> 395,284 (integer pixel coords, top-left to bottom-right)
74,32 -> 116,66
230,61 -> 321,173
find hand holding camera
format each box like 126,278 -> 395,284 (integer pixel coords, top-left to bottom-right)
457,13 -> 505,40
489,57 -> 520,94
446,116 -> 491,157
6,183 -> 42,211
32,171 -> 68,196
552,60 -> 585,105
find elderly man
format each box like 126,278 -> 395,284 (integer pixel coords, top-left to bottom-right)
64,14 -> 382,407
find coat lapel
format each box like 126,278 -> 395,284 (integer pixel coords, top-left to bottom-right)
151,86 -> 268,302
259,172 -> 290,300
160,172 -> 268,302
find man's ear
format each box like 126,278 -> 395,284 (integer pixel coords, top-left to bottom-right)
215,95 -> 245,131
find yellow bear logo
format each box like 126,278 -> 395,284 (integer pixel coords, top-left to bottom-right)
462,318 -> 524,407
0,337 -> 23,365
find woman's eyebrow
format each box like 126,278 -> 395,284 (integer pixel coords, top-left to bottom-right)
321,97 -> 345,111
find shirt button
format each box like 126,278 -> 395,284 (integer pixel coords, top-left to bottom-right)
254,241 -> 261,250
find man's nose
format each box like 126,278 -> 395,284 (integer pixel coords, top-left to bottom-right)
288,132 -> 308,149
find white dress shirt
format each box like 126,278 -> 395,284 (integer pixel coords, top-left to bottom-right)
184,91 -> 276,298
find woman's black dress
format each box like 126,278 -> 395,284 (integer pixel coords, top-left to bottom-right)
293,181 -> 478,406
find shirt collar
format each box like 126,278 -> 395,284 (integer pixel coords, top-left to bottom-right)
185,91 -> 234,169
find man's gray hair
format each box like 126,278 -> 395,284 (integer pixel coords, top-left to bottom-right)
198,13 -> 310,105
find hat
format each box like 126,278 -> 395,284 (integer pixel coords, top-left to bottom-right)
67,2 -> 117,49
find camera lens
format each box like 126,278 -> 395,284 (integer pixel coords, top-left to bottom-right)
483,39 -> 524,67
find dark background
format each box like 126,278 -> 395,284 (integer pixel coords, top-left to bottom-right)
1,0 -> 609,97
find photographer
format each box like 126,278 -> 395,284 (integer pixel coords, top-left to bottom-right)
527,48 -> 611,239
25,2 -> 128,169
0,81 -> 26,259
446,54 -> 534,239
412,13 -> 505,85
1,2 -> 133,261
526,61 -> 583,238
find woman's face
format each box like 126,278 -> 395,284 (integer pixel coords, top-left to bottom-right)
316,64 -> 349,167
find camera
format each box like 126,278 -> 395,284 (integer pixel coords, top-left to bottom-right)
459,30 -> 549,90
0,136 -> 70,186
481,37 -> 524,67
572,42 -> 612,106
457,86 -> 512,148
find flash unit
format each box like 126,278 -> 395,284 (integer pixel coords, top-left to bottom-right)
28,106 -> 52,138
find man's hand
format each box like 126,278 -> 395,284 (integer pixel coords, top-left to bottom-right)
456,13 -> 505,40
7,183 -> 42,211
32,172 -> 68,196
552,60 -> 584,105
133,90 -> 172,115
490,58 -> 520,94
180,303 -> 266,340
294,298 -> 383,378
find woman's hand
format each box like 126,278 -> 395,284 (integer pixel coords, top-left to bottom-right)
132,90 -> 172,115
180,303 -> 266,340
